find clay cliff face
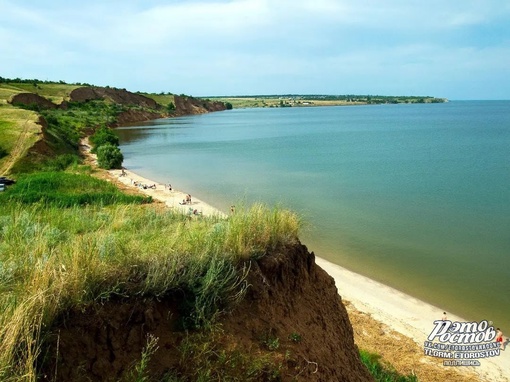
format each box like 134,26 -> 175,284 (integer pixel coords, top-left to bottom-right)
69,86 -> 161,110
222,244 -> 373,381
39,244 -> 373,382
9,87 -> 227,124
173,95 -> 227,116
10,93 -> 58,109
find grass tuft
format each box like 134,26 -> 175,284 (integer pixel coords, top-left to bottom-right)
360,350 -> 418,382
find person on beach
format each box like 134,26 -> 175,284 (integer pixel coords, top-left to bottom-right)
230,205 -> 235,214
440,312 -> 449,330
496,328 -> 504,350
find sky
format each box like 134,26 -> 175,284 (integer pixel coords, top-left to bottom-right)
1,0 -> 510,99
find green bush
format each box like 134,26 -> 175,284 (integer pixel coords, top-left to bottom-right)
90,126 -> 119,153
97,144 -> 123,169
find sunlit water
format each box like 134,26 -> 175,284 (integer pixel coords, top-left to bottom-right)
117,101 -> 510,332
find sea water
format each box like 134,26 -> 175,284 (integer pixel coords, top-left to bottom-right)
117,101 -> 510,332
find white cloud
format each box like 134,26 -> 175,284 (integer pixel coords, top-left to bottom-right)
1,0 -> 509,98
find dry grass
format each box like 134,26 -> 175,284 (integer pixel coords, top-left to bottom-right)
0,105 -> 41,175
0,201 -> 301,381
4,83 -> 80,104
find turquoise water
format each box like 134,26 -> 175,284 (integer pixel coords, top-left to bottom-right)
117,101 -> 510,332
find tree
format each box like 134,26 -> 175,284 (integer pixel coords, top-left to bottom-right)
97,144 -> 123,169
89,126 -> 119,153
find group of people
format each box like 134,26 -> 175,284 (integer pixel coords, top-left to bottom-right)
132,181 -> 156,190
180,194 -> 192,205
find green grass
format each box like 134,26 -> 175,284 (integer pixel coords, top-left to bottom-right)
0,196 -> 301,381
0,171 -> 150,207
170,328 -> 283,381
142,93 -> 175,107
360,350 -> 418,382
0,87 -> 23,105
5,82 -> 80,104
0,105 -> 41,175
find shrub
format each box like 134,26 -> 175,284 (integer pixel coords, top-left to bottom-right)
90,126 -> 119,153
97,144 -> 123,169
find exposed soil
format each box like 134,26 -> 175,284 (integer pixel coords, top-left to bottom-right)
68,87 -> 161,110
9,92 -> 58,109
221,245 -> 373,382
38,245 -> 373,382
173,95 -> 227,116
114,109 -> 163,126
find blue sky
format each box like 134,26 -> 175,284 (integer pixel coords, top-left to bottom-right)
1,0 -> 509,99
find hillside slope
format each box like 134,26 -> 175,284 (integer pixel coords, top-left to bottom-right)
0,84 -> 227,174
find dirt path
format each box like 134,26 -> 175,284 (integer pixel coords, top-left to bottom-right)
0,117 -> 40,175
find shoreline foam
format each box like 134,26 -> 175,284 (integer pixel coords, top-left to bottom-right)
105,165 -> 509,381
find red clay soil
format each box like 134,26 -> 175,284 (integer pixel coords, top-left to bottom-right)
69,87 -> 161,110
221,244 -> 373,382
173,95 -> 227,116
9,93 -> 58,109
115,109 -> 164,126
38,244 -> 373,382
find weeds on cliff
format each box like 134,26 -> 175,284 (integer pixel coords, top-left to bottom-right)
261,331 -> 280,351
360,350 -> 418,382
289,332 -> 302,343
123,334 -> 160,382
177,328 -> 283,381
224,203 -> 301,259
0,201 -> 301,381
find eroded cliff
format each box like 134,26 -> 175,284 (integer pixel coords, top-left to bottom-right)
40,244 -> 372,381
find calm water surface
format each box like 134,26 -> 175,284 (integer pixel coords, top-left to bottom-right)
117,101 -> 510,332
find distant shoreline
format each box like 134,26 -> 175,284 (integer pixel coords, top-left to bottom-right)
208,95 -> 447,109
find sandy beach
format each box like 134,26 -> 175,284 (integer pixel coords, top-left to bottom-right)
109,168 -> 226,218
317,257 -> 510,382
